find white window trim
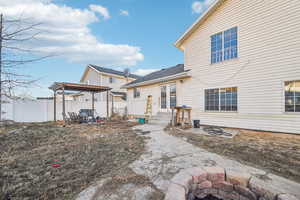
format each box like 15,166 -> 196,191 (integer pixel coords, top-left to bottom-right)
210,27 -> 238,65
204,87 -> 238,113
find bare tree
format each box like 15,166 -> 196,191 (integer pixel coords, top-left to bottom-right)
0,14 -> 51,120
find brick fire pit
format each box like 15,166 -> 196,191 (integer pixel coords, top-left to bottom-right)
164,167 -> 299,200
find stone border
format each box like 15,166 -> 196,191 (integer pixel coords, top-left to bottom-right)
164,167 -> 299,200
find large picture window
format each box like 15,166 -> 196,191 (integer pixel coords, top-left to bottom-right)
205,87 -> 238,112
211,27 -> 238,64
285,81 -> 300,112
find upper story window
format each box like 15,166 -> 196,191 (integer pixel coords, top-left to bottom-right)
211,27 -> 238,64
133,88 -> 140,98
109,77 -> 115,83
211,32 -> 223,64
285,81 -> 300,112
224,27 -> 238,60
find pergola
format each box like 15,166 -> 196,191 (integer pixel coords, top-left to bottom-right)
49,82 -> 111,121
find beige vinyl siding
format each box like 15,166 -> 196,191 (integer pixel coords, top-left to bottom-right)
80,68 -> 131,102
80,68 -> 102,102
127,79 -> 186,116
181,0 -> 300,134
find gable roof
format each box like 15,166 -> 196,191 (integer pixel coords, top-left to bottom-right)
89,65 -> 141,79
124,64 -> 189,88
175,0 -> 224,50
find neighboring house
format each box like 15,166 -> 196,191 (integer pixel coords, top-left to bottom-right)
172,0 -> 300,134
80,64 -> 141,103
123,64 -> 191,116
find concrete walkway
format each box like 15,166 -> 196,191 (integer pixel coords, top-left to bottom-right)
130,123 -> 300,198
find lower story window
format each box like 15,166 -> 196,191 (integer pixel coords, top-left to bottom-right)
285,80 -> 300,112
133,88 -> 140,98
205,87 -> 238,111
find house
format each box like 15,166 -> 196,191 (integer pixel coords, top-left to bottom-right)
123,64 -> 191,117
173,0 -> 300,134
125,0 -> 300,134
80,64 -> 141,103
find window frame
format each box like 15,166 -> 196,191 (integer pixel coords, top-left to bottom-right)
211,32 -> 223,64
133,88 -> 140,98
284,80 -> 300,113
169,84 -> 177,108
210,27 -> 238,64
224,27 -> 238,61
160,85 -> 167,109
204,87 -> 238,112
109,77 -> 115,84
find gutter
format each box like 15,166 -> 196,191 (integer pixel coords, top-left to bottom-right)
174,0 -> 224,50
122,71 -> 191,89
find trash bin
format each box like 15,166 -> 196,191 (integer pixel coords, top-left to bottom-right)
193,120 -> 200,128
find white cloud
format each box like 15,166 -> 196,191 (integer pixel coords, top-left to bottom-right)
120,10 -> 129,16
134,69 -> 158,76
192,0 -> 215,14
89,4 -> 110,20
0,0 -> 144,66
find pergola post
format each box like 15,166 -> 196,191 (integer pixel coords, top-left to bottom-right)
54,90 -> 57,122
111,93 -> 114,115
92,92 -> 95,117
49,82 -> 111,122
106,90 -> 109,120
62,86 -> 66,121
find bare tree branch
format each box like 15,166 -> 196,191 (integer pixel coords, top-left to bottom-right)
0,14 -> 52,103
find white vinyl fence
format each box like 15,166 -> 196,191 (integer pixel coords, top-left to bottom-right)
2,98 -> 126,122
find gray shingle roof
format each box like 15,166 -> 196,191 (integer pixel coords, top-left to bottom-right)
125,64 -> 186,87
90,65 -> 141,79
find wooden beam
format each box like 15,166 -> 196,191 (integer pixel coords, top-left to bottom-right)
54,91 -> 57,122
62,87 -> 66,122
92,92 -> 95,117
111,93 -> 114,115
106,90 -> 109,120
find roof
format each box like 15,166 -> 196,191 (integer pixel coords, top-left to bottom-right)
89,65 -> 141,79
175,0 -> 224,50
111,91 -> 126,96
124,64 -> 188,88
37,97 -> 54,100
49,82 -> 111,92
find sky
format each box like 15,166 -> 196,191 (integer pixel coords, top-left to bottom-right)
0,0 -> 215,97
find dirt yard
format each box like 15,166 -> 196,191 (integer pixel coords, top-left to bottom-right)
0,121 -> 158,200
167,127 -> 300,183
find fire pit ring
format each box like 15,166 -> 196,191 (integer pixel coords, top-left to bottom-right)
164,167 -> 299,200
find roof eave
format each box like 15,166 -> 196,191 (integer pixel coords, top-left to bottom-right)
122,71 -> 191,89
89,65 -> 140,80
174,0 -> 224,49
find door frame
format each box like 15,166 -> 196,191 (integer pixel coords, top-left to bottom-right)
160,85 -> 168,112
159,82 -> 177,112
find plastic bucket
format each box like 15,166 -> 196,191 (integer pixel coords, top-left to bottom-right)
138,118 -> 146,124
193,120 -> 200,128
